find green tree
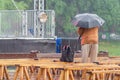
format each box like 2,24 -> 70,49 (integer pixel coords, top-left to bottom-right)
0,0 -> 120,37
0,0 -> 31,10
47,0 -> 120,37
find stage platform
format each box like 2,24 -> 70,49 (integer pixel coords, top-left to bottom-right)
0,38 -> 81,53
0,38 -> 56,53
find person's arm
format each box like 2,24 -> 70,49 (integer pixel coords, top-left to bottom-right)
77,27 -> 84,36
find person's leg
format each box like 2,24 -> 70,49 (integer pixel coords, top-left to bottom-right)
89,44 -> 98,62
81,44 -> 90,63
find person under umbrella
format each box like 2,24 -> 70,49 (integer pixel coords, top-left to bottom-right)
71,13 -> 105,63
77,26 -> 99,63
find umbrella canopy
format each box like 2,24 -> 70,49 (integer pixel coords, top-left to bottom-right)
71,13 -> 105,28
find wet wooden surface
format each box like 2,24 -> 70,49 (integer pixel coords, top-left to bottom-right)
0,57 -> 120,80
0,52 -> 119,80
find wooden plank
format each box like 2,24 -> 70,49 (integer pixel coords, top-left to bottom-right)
0,65 -> 4,80
4,66 -> 10,80
13,66 -> 20,80
23,66 -> 30,80
0,53 -> 37,59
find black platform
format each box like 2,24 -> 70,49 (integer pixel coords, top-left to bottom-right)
0,38 -> 56,53
0,38 -> 81,53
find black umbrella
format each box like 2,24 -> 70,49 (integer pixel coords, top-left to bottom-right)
71,13 -> 105,28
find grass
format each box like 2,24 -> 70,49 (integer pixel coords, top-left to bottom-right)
99,40 -> 120,57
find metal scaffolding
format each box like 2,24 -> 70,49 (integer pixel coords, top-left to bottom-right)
0,0 -> 55,39
0,10 -> 55,39
34,0 -> 45,38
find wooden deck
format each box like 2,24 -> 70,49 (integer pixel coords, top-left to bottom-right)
0,52 -> 119,80
0,57 -> 120,80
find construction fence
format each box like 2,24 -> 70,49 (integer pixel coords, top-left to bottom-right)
0,10 -> 55,39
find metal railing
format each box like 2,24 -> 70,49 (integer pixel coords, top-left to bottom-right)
0,10 -> 56,39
